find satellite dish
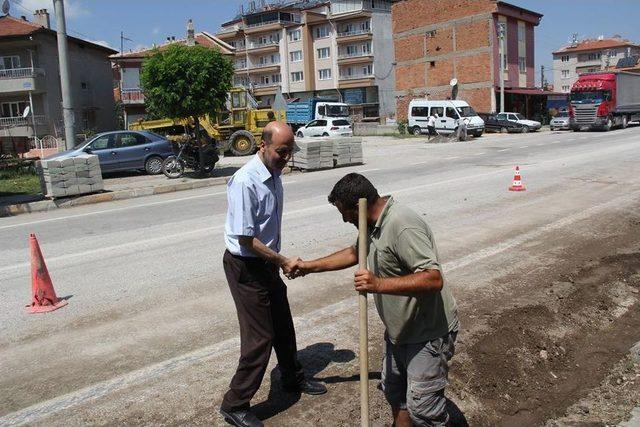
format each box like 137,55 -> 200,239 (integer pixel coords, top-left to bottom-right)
2,0 -> 10,15
22,106 -> 31,118
450,78 -> 458,87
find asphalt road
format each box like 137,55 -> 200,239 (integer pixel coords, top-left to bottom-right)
1,127 -> 640,425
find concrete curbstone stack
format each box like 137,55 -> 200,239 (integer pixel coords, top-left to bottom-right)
37,154 -> 104,198
289,137 -> 363,171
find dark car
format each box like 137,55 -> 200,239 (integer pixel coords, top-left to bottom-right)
45,130 -> 174,174
478,113 -> 525,133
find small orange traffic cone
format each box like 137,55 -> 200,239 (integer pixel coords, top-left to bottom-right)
27,234 -> 68,314
509,166 -> 526,192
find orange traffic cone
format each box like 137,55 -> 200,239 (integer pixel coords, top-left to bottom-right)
509,166 -> 526,192
27,233 -> 68,314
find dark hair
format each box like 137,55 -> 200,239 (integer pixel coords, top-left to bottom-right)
261,129 -> 273,146
328,173 -> 379,210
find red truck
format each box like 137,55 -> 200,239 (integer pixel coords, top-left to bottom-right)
569,71 -> 640,131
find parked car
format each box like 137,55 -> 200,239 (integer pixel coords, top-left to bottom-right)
295,118 -> 352,138
407,99 -> 485,137
478,113 -> 526,133
496,112 -> 542,133
550,112 -> 570,131
45,130 -> 174,174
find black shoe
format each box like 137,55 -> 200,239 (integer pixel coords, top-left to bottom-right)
219,408 -> 264,427
282,379 -> 327,395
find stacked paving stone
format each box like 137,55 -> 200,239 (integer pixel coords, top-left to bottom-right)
37,154 -> 103,198
333,137 -> 363,166
289,138 -> 334,170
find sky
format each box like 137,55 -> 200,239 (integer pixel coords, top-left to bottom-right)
7,0 -> 640,85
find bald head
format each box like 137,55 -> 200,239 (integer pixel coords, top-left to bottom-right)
261,120 -> 294,146
259,121 -> 294,172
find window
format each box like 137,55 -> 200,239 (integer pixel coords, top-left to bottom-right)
290,50 -> 302,62
291,71 -> 303,82
562,70 -> 570,78
362,64 -> 373,75
430,106 -> 444,117
1,101 -> 29,117
81,82 -> 89,90
496,113 -> 507,121
261,75 -> 271,85
272,74 -> 281,83
0,56 -> 20,69
332,119 -> 350,126
360,20 -> 370,31
411,106 -> 429,117
117,132 -> 146,148
288,29 -> 301,42
561,55 -> 570,62
518,23 -> 525,43
315,25 -> 329,39
317,47 -> 330,59
445,107 -> 458,119
316,120 -> 327,127
562,85 -> 571,92
518,57 -> 526,73
90,134 -> 113,150
363,42 -> 371,54
588,52 -> 601,61
318,68 -> 332,80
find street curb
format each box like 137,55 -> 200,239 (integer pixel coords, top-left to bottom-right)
0,176 -> 230,218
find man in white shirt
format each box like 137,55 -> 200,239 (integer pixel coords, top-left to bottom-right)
220,121 -> 326,427
427,114 -> 437,141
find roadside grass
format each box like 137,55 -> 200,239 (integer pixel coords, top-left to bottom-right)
0,164 -> 41,196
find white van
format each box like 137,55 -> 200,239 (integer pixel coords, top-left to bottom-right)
407,99 -> 485,137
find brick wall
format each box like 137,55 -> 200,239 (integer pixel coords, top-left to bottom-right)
392,0 -> 497,34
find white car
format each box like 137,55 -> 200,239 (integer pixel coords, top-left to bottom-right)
550,112 -> 570,131
497,112 -> 541,133
295,118 -> 353,138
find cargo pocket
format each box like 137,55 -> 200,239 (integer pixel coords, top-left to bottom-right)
407,378 -> 448,426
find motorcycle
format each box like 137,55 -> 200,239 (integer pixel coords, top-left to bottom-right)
161,137 -> 219,179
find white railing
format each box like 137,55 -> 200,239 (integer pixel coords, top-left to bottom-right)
252,82 -> 279,88
337,28 -> 372,38
121,88 -> 145,103
0,115 -> 47,127
30,135 -> 59,150
246,17 -> 301,28
253,61 -> 281,68
338,51 -> 372,59
247,40 -> 279,50
339,73 -> 374,80
234,63 -> 248,70
0,67 -> 45,79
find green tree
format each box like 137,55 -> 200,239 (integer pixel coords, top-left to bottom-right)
140,44 -> 233,172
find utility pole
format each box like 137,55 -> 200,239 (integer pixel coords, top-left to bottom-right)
541,65 -> 545,90
498,23 -> 506,113
53,0 -> 75,150
120,31 -> 132,55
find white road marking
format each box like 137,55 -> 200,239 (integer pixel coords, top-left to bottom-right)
410,161 -> 429,166
519,145 -> 529,149
444,156 -> 460,160
2,190 -> 638,425
498,149 -> 509,152
0,190 -> 228,231
474,152 -> 486,156
358,168 -> 380,173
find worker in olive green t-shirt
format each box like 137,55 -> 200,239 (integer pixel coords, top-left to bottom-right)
291,173 -> 459,427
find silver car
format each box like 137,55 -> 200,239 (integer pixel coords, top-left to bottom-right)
550,112 -> 570,131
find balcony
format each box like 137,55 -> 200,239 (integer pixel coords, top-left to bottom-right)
338,51 -> 374,64
246,40 -> 280,54
0,115 -> 48,137
336,28 -> 372,43
248,62 -> 281,73
251,81 -> 279,96
244,17 -> 301,34
121,88 -> 145,104
0,68 -> 46,94
338,71 -> 375,89
234,62 -> 248,71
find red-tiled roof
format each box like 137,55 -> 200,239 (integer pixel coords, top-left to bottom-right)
111,32 -> 234,60
0,14 -> 118,53
554,38 -> 640,55
0,14 -> 46,36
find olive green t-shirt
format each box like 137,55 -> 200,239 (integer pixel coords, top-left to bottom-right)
365,196 -> 458,344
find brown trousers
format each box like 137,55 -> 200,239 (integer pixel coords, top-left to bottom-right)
221,250 -> 304,411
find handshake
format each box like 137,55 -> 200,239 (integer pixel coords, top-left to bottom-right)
280,257 -> 307,280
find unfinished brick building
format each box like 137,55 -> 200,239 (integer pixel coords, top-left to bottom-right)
392,0 -> 543,120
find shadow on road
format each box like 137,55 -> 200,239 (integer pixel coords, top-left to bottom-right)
251,342 -> 355,420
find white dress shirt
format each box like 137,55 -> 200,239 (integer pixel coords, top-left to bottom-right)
224,154 -> 283,257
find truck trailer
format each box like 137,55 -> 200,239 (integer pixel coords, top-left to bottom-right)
570,71 -> 640,131
286,98 -> 350,131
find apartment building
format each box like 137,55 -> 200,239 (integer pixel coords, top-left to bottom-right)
216,0 -> 396,121
0,11 -> 117,150
111,22 -> 234,129
392,0 -> 545,119
553,36 -> 640,93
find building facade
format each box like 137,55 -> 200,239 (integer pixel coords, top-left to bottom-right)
216,0 -> 396,121
0,11 -> 117,148
111,25 -> 234,129
552,37 -> 640,93
392,0 -> 543,120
